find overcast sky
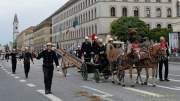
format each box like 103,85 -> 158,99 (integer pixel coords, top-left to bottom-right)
0,0 -> 68,45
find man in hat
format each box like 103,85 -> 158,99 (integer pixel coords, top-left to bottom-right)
159,36 -> 169,81
10,49 -> 18,74
21,47 -> 34,79
81,37 -> 92,62
95,38 -> 108,66
76,45 -> 82,59
37,42 -> 59,94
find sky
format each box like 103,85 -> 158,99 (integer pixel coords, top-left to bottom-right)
0,0 -> 68,45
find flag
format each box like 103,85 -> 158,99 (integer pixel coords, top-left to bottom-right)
73,16 -> 78,28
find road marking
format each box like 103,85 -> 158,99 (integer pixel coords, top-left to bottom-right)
130,74 -> 180,91
153,84 -> 180,91
37,90 -> 63,101
19,79 -> 26,83
134,74 -> 180,83
27,83 -> 36,88
14,76 -> 20,79
169,74 -> 180,77
124,87 -> 164,97
10,74 -> 15,77
81,86 -> 114,101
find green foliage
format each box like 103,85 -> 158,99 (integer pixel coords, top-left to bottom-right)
110,16 -> 148,41
148,28 -> 172,41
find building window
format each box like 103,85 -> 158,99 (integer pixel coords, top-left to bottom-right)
122,0 -> 128,2
168,24 -> 172,29
134,0 -> 139,2
156,8 -> 161,17
156,0 -> 161,3
168,0 -> 171,3
110,7 -> 116,17
167,8 -> 172,17
157,24 -> 161,28
146,7 -> 151,17
91,9 -> 94,20
145,0 -> 150,2
177,1 -> 180,17
95,24 -> 97,34
134,7 -> 139,17
95,8 -> 97,18
122,7 -> 127,16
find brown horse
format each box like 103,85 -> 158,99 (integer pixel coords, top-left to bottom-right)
117,44 -> 161,87
135,44 -> 162,86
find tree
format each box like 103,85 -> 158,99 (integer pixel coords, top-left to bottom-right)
149,28 -> 172,41
110,16 -> 148,42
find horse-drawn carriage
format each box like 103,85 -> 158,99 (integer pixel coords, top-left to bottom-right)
56,41 -> 125,83
56,41 -> 163,87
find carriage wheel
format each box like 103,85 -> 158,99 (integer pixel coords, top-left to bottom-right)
94,69 -> 100,83
81,63 -> 88,81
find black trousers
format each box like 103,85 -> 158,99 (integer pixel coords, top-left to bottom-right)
43,66 -> 54,92
12,60 -> 17,73
24,62 -> 30,78
84,54 -> 91,62
159,58 -> 169,79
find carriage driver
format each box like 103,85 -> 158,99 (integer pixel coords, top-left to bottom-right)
95,38 -> 108,67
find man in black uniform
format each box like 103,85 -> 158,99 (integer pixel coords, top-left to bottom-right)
10,49 -> 18,74
37,43 -> 59,94
21,47 -> 34,79
81,37 -> 92,62
5,51 -> 10,62
95,39 -> 108,67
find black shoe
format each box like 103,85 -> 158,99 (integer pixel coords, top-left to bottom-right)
45,90 -> 49,94
164,79 -> 170,82
159,79 -> 164,81
49,91 -> 52,94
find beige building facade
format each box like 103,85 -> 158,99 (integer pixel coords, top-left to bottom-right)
32,21 -> 52,52
52,0 -> 180,50
16,26 -> 34,50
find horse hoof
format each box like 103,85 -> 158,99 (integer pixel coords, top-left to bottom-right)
141,83 -> 144,85
112,81 -> 115,84
122,84 -> 126,87
143,82 -> 148,85
131,85 -> 135,87
118,83 -> 121,85
152,85 -> 156,87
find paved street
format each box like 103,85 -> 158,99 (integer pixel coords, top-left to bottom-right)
0,59 -> 180,101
